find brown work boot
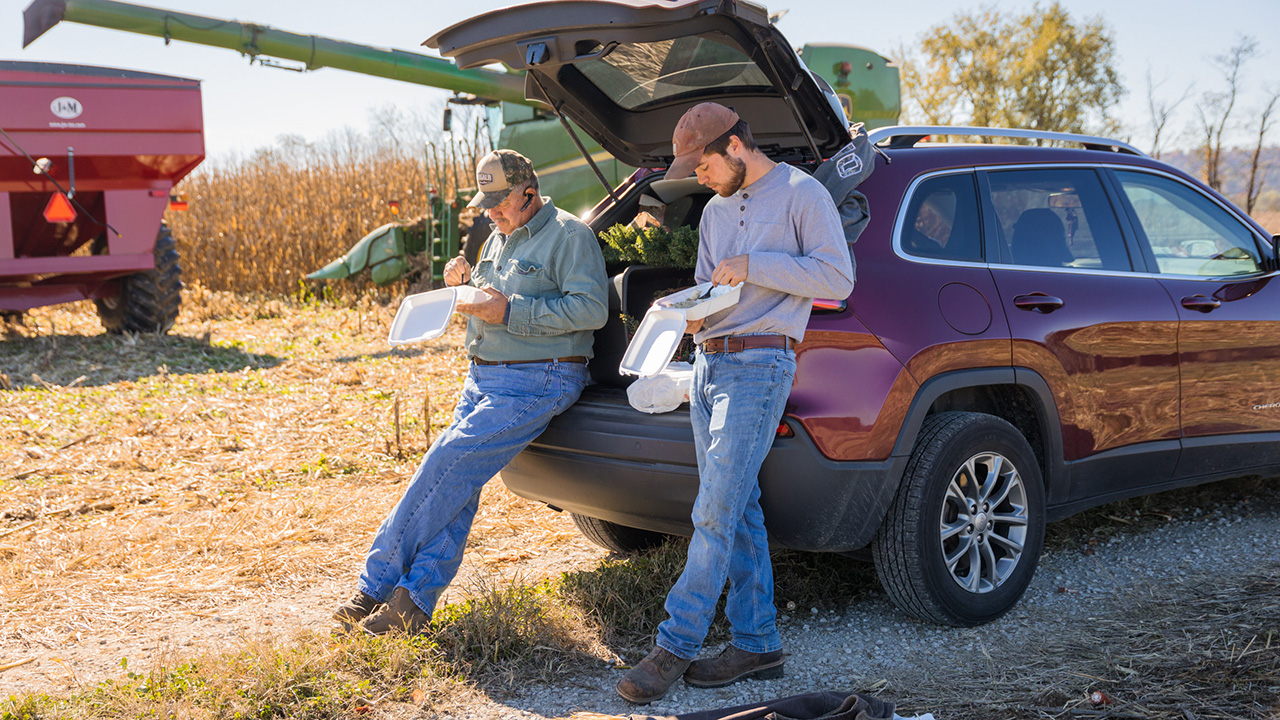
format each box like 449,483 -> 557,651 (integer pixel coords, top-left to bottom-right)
332,590 -> 381,631
357,587 -> 431,636
683,644 -> 784,688
615,647 -> 692,704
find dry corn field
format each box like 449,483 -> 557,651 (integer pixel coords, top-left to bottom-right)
0,291 -> 607,696
167,137 -> 484,296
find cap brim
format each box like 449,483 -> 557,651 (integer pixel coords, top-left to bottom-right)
666,149 -> 702,180
467,187 -> 512,210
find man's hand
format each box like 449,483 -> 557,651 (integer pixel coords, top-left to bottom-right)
456,286 -> 508,324
711,254 -> 749,287
444,256 -> 471,287
685,317 -> 704,335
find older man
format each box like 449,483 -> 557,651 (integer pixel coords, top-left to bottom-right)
617,103 -> 855,702
334,149 -> 609,635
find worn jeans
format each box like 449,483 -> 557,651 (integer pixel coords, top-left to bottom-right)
357,360 -> 589,616
657,346 -> 797,659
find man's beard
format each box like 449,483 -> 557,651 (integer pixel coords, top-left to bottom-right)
715,155 -> 748,197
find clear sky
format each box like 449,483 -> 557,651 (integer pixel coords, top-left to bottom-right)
6,0 -> 1278,159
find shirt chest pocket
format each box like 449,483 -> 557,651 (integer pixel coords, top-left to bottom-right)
500,258 -> 556,297
743,219 -> 796,253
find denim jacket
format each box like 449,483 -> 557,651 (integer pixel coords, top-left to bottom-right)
466,200 -> 608,361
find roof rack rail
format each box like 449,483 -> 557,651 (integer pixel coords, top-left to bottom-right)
867,126 -> 1145,156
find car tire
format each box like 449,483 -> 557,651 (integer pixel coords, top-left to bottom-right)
872,411 -> 1045,627
571,513 -> 671,555
94,224 -> 183,334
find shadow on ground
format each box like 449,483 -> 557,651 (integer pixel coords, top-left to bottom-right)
0,331 -> 282,388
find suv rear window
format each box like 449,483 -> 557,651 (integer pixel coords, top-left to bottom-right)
899,172 -> 983,262
987,168 -> 1131,272
576,36 -> 774,110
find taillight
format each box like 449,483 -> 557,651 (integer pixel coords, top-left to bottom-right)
776,422 -> 794,438
812,298 -> 847,313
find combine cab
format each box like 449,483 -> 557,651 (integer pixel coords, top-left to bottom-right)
0,61 -> 203,332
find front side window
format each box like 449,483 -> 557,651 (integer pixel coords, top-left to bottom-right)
1114,171 -> 1263,277
899,173 -> 983,262
576,36 -> 773,110
987,168 -> 1131,272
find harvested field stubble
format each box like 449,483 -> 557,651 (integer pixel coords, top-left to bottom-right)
0,294 -> 605,699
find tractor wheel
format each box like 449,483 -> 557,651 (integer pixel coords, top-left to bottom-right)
95,224 -> 183,334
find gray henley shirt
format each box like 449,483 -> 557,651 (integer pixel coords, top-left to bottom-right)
694,162 -> 855,344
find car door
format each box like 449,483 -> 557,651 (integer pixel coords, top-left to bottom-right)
1108,168 -> 1280,478
982,166 -> 1182,504
425,0 -> 850,172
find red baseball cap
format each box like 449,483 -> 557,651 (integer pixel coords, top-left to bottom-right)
667,102 -> 740,179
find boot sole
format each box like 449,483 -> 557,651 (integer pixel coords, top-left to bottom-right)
615,682 -> 670,705
684,661 -> 784,688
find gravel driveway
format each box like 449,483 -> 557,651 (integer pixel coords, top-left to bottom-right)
440,482 -> 1280,720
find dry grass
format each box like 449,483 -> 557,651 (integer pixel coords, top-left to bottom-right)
888,563 -> 1280,720
1252,209 -> 1280,234
0,291 -> 604,704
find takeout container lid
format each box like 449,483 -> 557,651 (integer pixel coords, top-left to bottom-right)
387,285 -> 485,345
619,282 -> 741,377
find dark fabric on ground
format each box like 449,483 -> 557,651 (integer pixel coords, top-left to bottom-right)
627,690 -> 895,720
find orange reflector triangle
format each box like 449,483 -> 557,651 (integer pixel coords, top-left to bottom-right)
43,192 -> 77,223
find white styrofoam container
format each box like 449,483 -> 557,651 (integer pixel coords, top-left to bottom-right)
619,282 -> 741,377
387,285 -> 486,345
654,282 -> 741,320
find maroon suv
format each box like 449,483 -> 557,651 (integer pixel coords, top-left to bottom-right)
433,0 -> 1280,626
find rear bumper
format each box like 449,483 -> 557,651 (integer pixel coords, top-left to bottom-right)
501,388 -> 907,552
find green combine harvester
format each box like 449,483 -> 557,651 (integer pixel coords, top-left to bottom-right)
23,0 -> 900,287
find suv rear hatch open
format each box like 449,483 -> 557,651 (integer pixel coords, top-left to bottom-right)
425,0 -> 850,172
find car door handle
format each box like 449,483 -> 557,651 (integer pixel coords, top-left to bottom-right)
1180,295 -> 1221,313
1013,293 -> 1064,313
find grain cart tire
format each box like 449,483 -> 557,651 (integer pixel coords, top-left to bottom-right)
94,225 -> 183,334
872,411 -> 1045,627
571,513 -> 671,555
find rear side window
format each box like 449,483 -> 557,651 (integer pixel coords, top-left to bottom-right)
1114,171 -> 1263,277
987,168 -> 1131,272
899,173 -> 983,262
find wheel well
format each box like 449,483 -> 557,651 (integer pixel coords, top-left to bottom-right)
925,384 -> 1049,485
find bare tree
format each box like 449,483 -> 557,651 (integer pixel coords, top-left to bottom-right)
1145,67 -> 1192,159
1196,36 -> 1259,192
1246,87 -> 1280,214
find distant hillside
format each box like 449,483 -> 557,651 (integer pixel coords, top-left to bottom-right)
1160,147 -> 1280,206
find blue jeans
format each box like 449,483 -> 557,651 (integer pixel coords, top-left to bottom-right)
357,360 -> 589,616
656,346 -> 797,659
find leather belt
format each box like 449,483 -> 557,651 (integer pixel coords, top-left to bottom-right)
471,356 -> 587,366
700,335 -> 792,353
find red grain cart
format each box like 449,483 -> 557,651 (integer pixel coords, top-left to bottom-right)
0,61 -> 203,332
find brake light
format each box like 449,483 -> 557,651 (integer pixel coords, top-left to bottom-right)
168,192 -> 189,212
42,192 -> 76,223
812,298 -> 847,313
776,422 -> 794,438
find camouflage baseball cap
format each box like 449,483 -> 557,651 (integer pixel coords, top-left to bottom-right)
468,149 -> 535,209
